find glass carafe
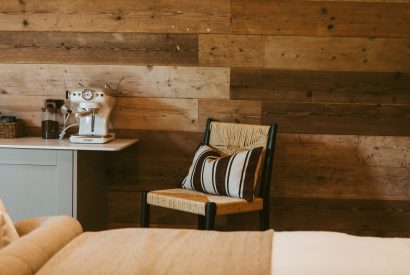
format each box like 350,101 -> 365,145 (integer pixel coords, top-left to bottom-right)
41,106 -> 60,139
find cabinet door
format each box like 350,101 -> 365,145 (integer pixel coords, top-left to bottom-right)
0,149 -> 73,220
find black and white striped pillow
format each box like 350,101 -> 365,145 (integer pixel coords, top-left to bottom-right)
182,145 -> 263,201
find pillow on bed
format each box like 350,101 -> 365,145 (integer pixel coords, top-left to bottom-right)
0,199 -> 20,249
182,145 -> 263,201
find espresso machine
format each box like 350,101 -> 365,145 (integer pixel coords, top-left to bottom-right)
66,85 -> 116,144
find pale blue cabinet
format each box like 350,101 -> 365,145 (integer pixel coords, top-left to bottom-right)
0,148 -> 73,221
0,138 -> 137,230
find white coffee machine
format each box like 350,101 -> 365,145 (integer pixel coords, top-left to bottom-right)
67,85 -> 116,144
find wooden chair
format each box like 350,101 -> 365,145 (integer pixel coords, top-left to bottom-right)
140,118 -> 278,230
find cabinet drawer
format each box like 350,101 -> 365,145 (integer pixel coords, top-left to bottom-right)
0,148 -> 57,165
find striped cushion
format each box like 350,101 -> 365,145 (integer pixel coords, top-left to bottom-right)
182,145 -> 263,201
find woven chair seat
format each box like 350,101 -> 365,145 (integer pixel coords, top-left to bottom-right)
141,119 -> 278,230
147,188 -> 263,216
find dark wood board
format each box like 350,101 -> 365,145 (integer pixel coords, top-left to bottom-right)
271,165 -> 410,200
198,99 -> 262,129
264,36 -> 410,72
232,0 -> 410,38
262,101 -> 410,136
107,129 -> 203,190
0,0 -> 231,33
199,34 -> 265,67
0,32 -> 198,65
228,197 -> 410,237
231,68 -> 410,104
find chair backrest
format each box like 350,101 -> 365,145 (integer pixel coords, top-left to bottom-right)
203,118 -> 278,202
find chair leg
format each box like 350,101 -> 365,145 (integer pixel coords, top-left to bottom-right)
198,215 -> 205,230
204,202 -> 216,230
259,208 -> 269,231
141,191 -> 150,228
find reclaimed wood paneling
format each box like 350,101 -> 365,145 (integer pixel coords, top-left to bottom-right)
107,130 -> 410,200
112,98 -> 198,131
0,0 -> 231,33
231,69 -> 410,104
1,0 -> 410,236
262,101 -> 410,136
272,165 -> 410,200
0,32 -> 198,66
275,134 -> 410,169
232,0 -> 410,38
107,191 -> 197,226
198,99 -> 262,129
271,198 -> 410,236
105,129 -> 410,234
0,95 -> 57,127
265,36 -> 410,72
0,64 -> 229,99
230,197 -> 410,237
272,134 -> 410,200
199,34 -> 265,67
108,129 -> 202,189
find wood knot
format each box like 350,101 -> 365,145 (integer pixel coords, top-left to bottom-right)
394,72 -> 401,80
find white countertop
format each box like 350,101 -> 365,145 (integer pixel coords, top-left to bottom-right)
0,137 -> 138,151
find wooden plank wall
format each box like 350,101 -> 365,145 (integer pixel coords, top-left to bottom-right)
0,0 -> 409,236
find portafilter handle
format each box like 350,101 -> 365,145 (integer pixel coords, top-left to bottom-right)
75,110 -> 94,117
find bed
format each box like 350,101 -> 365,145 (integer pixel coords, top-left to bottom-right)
272,231 -> 410,275
1,216 -> 409,274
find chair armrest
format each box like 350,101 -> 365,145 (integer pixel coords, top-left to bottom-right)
0,216 -> 83,275
14,216 -> 49,237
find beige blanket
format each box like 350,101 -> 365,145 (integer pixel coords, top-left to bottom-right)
38,228 -> 274,275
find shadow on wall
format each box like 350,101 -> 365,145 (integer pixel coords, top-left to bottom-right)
231,134 -> 410,237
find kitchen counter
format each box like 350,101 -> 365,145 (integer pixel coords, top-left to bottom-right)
0,137 -> 138,151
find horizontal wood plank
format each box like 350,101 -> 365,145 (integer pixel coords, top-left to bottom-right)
0,0 -> 231,33
265,36 -> 410,72
108,129 -> 202,189
112,97 -> 198,131
0,32 -> 198,66
199,34 -> 265,67
232,0 -> 410,38
296,1 -> 410,2
230,197 -> 410,237
198,99 -> 262,129
231,68 -> 410,104
0,64 -> 229,99
272,197 -> 410,236
0,95 -> 55,127
262,101 -> 410,136
272,165 -> 410,200
276,134 -> 410,169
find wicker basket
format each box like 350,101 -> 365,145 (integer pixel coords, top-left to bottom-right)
0,120 -> 24,138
